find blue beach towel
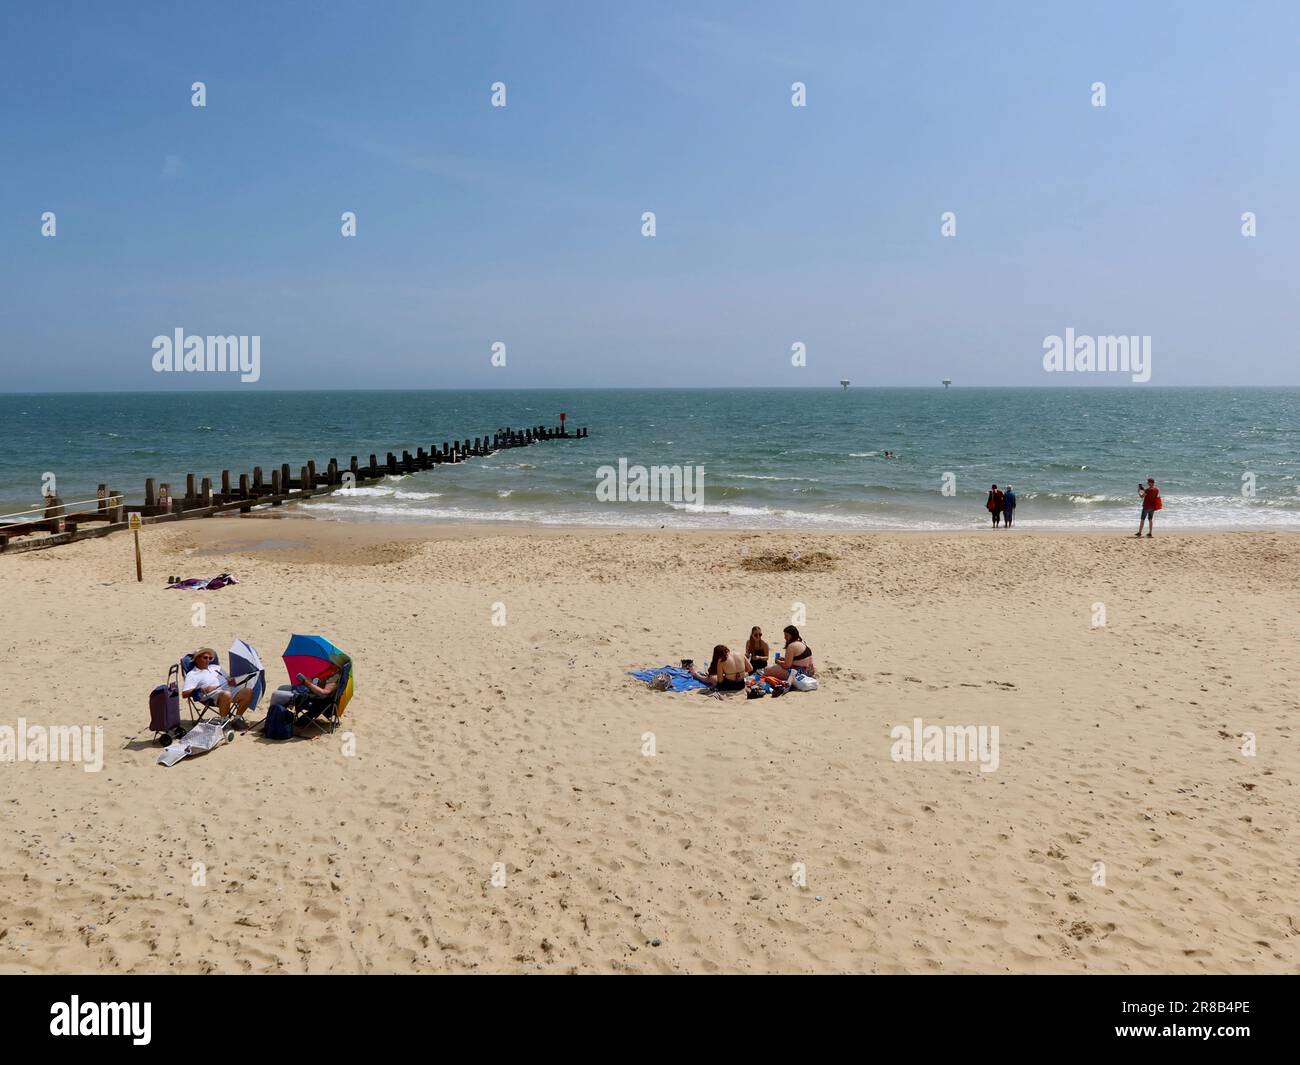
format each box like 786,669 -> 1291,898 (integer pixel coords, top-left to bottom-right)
627,666 -> 709,692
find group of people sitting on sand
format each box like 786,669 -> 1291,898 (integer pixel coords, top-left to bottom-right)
181,647 -> 339,731
686,625 -> 815,692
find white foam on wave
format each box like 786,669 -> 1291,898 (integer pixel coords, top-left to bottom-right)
734,474 -> 821,482
665,501 -> 774,517
301,492 -> 1300,532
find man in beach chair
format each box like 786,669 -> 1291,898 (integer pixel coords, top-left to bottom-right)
181,647 -> 256,730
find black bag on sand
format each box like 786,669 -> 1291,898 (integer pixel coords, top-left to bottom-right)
264,702 -> 295,740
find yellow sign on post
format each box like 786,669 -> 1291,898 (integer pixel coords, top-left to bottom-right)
128,512 -> 143,581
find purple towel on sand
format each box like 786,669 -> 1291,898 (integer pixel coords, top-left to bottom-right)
166,574 -> 239,590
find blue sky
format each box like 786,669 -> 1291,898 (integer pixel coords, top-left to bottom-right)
1,0 -> 1297,390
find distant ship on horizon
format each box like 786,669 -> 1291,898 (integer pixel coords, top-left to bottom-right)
942,378 -> 952,389
840,379 -> 851,390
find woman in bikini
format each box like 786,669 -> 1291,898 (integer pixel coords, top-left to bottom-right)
764,625 -> 815,682
689,645 -> 751,691
745,627 -> 770,672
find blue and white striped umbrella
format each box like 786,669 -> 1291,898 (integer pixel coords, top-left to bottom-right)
228,638 -> 266,710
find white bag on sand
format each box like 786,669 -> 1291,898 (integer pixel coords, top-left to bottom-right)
793,673 -> 819,692
157,720 -> 233,766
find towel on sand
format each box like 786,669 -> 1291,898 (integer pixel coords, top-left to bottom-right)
627,666 -> 708,692
167,574 -> 239,591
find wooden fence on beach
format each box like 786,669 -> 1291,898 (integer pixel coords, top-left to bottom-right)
0,422 -> 589,555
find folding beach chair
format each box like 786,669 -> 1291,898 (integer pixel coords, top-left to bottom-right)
170,651 -> 224,727
289,659 -> 352,736
172,650 -> 262,728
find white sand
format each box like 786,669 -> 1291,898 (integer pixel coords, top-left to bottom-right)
0,518 -> 1296,973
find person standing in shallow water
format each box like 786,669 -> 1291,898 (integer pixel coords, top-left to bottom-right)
987,484 -> 1004,527
1136,478 -> 1161,538
1002,485 -> 1017,528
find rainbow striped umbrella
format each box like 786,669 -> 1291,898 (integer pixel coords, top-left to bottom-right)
281,634 -> 354,717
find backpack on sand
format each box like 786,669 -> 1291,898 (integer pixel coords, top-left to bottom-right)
263,702 -> 296,740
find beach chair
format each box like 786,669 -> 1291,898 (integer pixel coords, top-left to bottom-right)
289,660 -> 352,736
170,652 -> 224,726
172,651 -> 260,727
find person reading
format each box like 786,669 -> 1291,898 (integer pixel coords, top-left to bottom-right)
269,670 -> 340,721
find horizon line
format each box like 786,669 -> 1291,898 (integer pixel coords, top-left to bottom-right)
5,384 -> 1300,397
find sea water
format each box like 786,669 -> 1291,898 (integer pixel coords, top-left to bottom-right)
2,387 -> 1298,530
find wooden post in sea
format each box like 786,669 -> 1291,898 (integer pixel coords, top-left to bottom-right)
0,415 -> 588,553
43,492 -> 66,533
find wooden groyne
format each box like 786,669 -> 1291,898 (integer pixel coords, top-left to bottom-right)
0,421 -> 589,555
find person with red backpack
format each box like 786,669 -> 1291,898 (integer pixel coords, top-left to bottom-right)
1136,478 -> 1162,537
987,484 -> 1005,528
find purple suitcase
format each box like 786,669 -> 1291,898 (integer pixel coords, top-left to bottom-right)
149,683 -> 180,733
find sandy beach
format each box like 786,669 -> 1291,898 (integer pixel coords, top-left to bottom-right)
0,517 -> 1296,974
